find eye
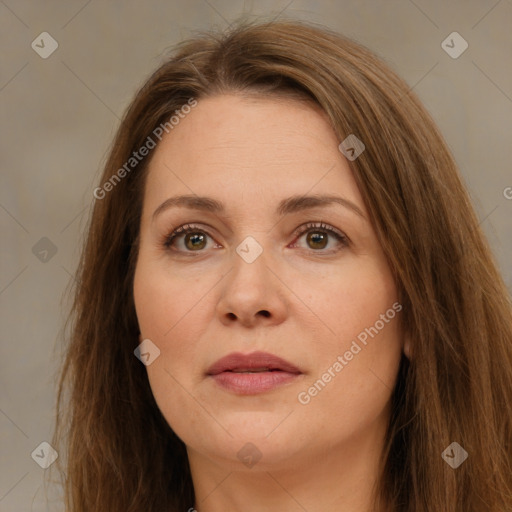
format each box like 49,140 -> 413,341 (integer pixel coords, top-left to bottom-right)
163,224 -> 218,253
290,222 -> 349,253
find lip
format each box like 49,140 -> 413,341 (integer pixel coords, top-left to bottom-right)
206,351 -> 302,395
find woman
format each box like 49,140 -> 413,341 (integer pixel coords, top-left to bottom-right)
52,19 -> 512,512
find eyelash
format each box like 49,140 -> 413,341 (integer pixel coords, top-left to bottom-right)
162,221 -> 349,255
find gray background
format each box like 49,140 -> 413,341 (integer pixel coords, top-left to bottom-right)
1,0 -> 511,510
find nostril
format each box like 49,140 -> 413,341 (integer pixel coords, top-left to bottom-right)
258,310 -> 271,318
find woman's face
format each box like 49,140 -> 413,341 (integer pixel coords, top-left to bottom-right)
133,94 -> 405,471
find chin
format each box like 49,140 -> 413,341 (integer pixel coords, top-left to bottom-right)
180,416 -> 306,470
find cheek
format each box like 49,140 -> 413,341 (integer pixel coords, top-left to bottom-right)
133,252 -> 220,341
133,257 -> 219,441
292,254 -> 399,351
133,252 -> 224,391
295,313 -> 402,445
292,258 -> 402,427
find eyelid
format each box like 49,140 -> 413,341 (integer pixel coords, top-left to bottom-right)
162,222 -> 216,249
291,221 -> 349,245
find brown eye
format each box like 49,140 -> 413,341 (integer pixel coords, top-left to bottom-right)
184,232 -> 207,250
163,224 -> 215,252
306,231 -> 328,250
292,222 -> 349,253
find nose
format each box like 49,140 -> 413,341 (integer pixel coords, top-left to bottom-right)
216,242 -> 288,328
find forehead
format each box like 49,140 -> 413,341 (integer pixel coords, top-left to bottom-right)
143,94 -> 365,216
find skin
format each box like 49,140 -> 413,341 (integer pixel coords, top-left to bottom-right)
133,94 -> 409,512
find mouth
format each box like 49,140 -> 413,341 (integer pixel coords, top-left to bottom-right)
225,368 -> 282,373
206,351 -> 303,394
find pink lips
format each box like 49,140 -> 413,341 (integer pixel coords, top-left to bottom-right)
206,351 -> 302,395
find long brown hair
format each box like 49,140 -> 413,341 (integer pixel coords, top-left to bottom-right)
52,19 -> 512,511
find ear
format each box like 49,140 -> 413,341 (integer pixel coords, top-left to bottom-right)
403,335 -> 412,360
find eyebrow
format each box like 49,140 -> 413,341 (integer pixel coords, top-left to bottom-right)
152,193 -> 366,221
